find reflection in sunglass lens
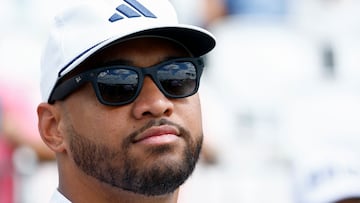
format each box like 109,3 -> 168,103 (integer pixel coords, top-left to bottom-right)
158,62 -> 197,96
97,69 -> 139,103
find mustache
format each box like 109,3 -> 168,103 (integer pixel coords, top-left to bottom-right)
126,119 -> 188,143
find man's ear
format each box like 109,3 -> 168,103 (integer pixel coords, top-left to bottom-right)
37,103 -> 66,153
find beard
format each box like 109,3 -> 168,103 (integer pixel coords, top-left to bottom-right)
68,118 -> 203,196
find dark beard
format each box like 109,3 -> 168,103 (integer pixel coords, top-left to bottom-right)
68,119 -> 203,196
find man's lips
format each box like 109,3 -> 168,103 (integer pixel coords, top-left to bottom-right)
132,125 -> 180,144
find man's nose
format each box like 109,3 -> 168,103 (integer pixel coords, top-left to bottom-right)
131,77 -> 174,119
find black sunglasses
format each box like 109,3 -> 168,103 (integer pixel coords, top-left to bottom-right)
49,57 -> 205,106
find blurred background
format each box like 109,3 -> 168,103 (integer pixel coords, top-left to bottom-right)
1,0 -> 360,202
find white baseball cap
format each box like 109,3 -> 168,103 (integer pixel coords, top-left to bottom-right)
40,0 -> 216,102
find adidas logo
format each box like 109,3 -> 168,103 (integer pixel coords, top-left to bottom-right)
109,0 -> 157,22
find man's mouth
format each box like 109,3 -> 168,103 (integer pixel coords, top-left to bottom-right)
132,125 -> 180,145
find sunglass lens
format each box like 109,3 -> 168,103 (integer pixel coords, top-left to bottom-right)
158,62 -> 197,97
97,69 -> 139,103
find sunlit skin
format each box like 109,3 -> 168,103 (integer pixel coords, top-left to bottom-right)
37,37 -> 204,203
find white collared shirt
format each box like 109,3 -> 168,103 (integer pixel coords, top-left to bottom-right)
49,190 -> 71,203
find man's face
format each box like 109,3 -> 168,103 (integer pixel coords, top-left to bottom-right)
58,37 -> 204,196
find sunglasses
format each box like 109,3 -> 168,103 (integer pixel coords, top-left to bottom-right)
49,57 -> 205,106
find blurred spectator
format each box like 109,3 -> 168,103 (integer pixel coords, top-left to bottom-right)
172,0 -> 290,28
170,0 -> 227,28
225,0 -> 289,17
199,0 -> 291,27
201,0 -> 227,27
0,100 -> 13,203
0,82 -> 55,203
0,83 -> 54,160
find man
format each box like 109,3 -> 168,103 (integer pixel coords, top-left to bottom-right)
37,0 -> 216,202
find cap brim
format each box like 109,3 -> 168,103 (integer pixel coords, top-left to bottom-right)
60,24 -> 216,77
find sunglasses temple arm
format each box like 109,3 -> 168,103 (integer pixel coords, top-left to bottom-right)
49,75 -> 88,103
